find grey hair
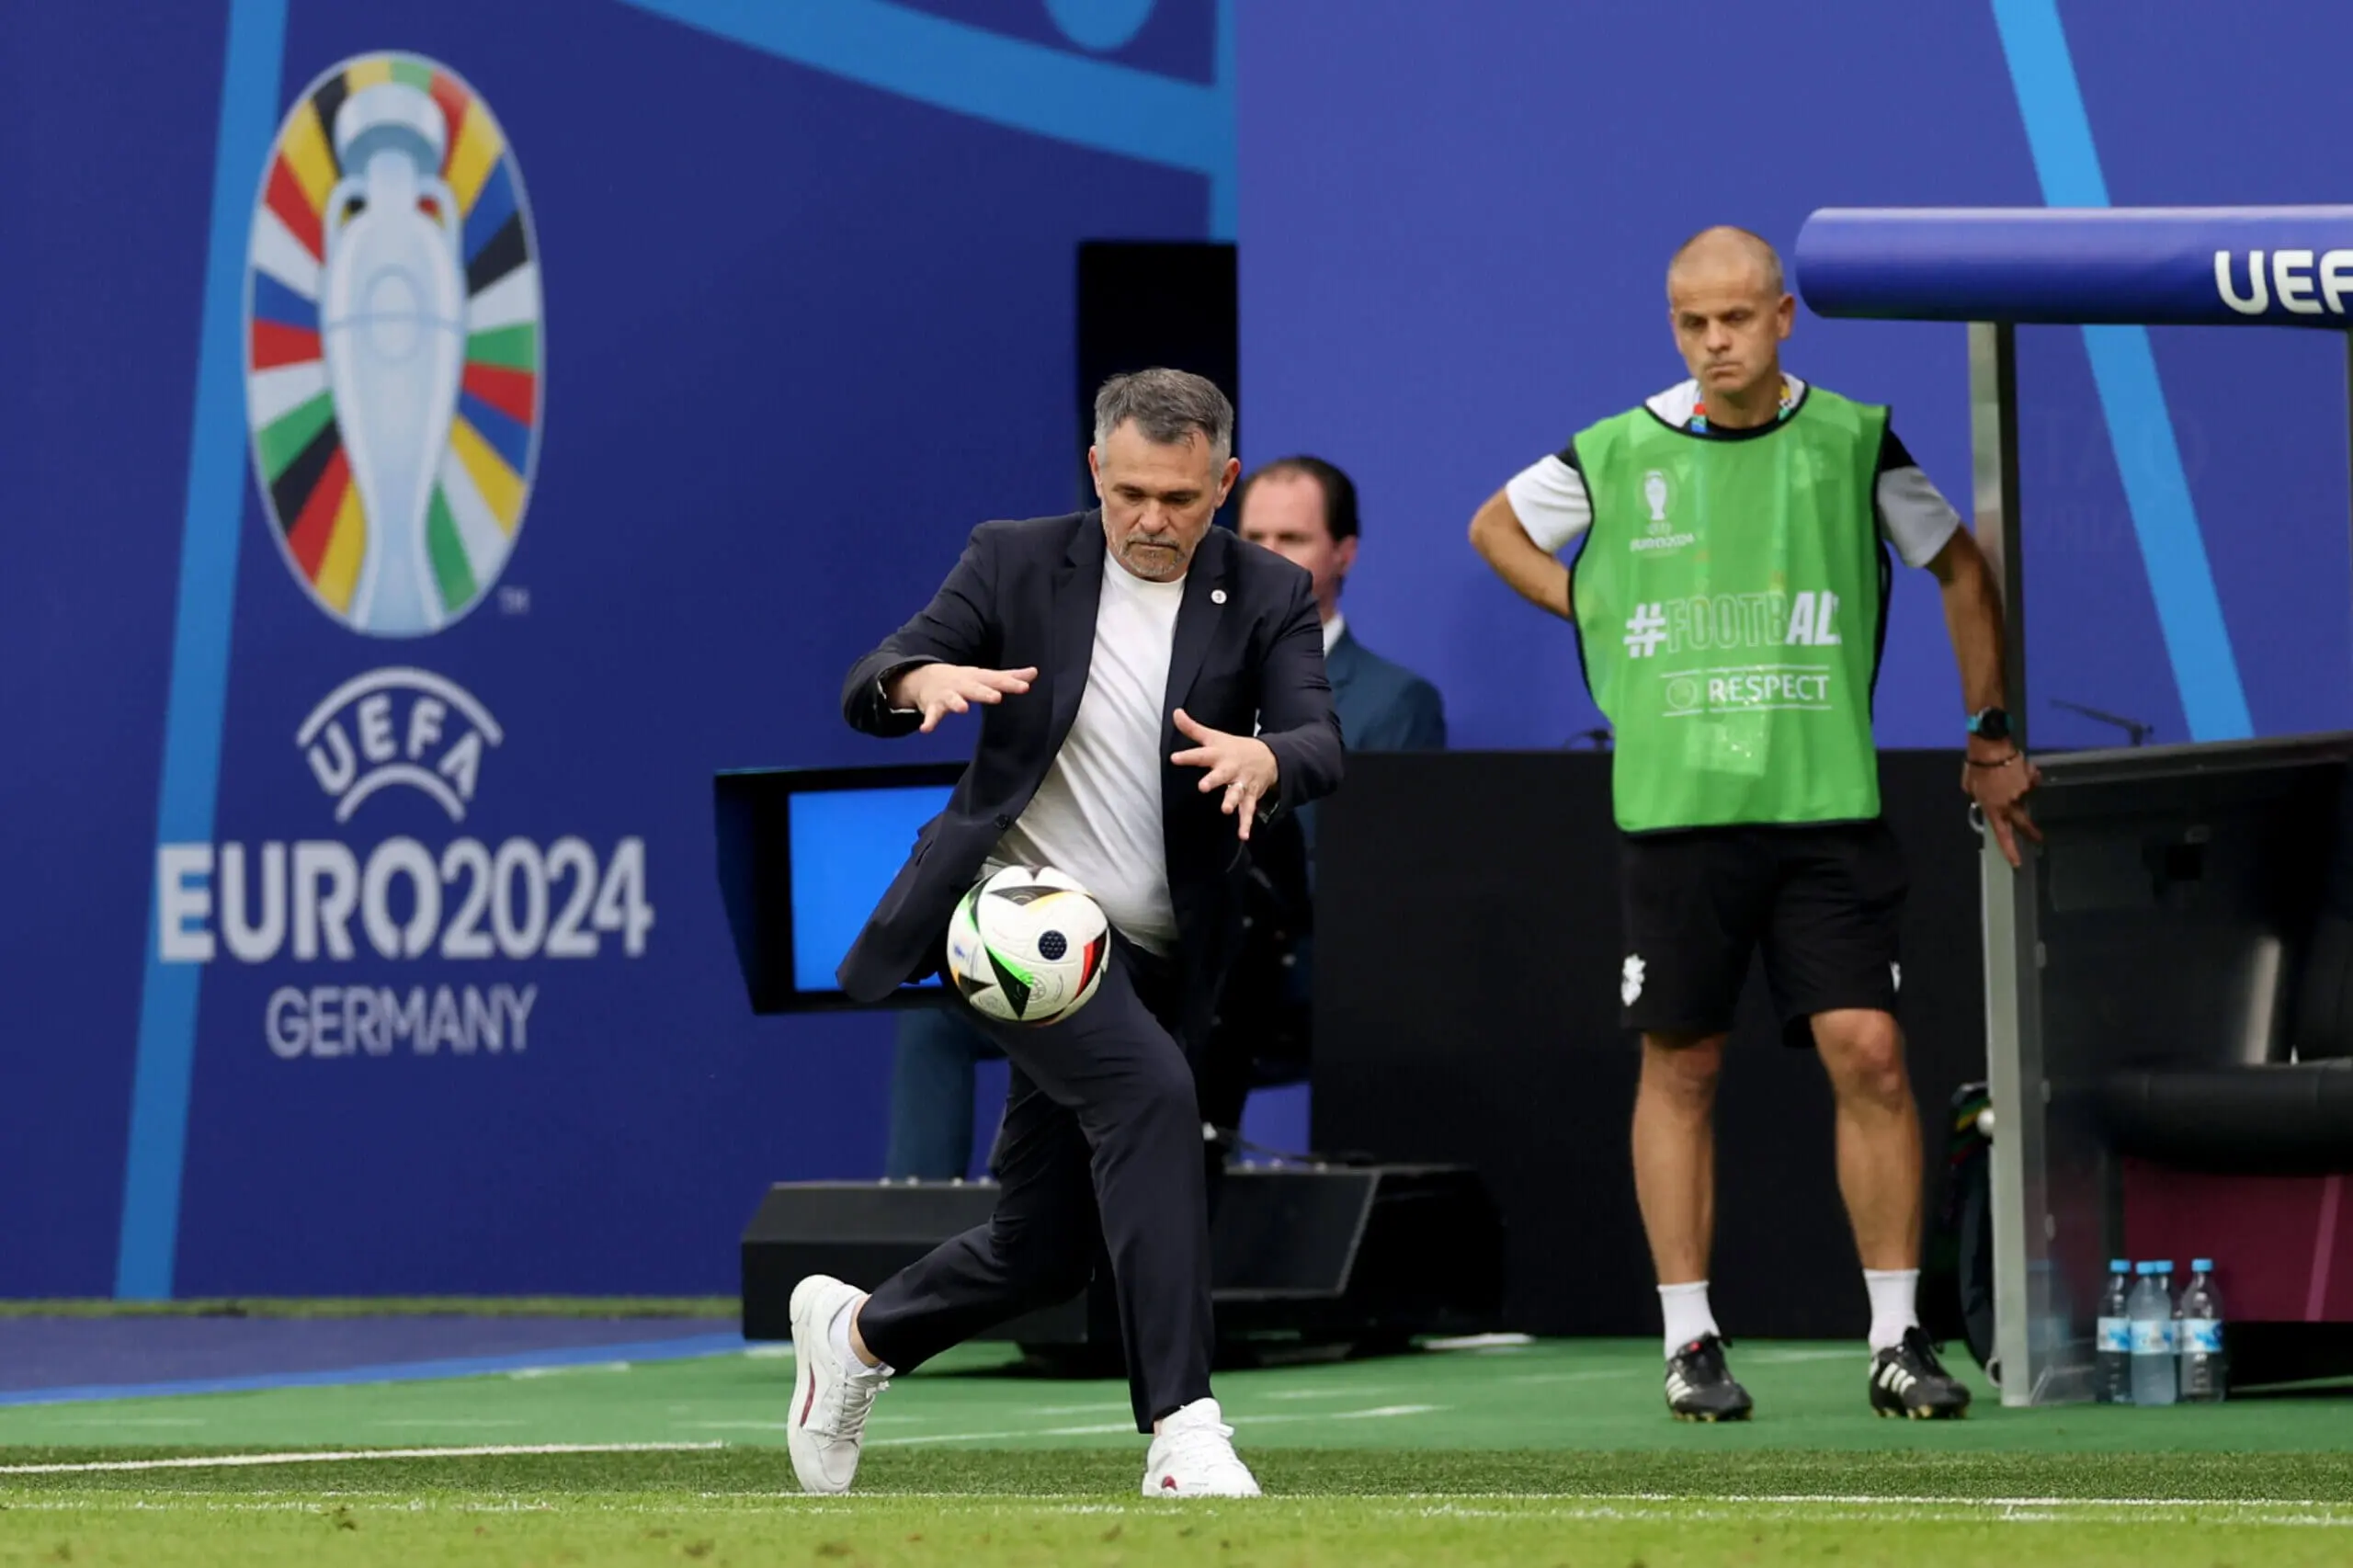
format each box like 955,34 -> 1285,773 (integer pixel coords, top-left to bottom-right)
1092,368 -> 1234,465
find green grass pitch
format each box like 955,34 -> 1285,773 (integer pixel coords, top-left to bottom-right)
4,1334 -> 2347,1565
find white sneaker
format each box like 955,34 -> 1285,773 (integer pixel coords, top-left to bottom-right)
786,1275 -> 890,1494
1141,1398 -> 1261,1498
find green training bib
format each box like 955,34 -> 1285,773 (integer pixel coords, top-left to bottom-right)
1570,387 -> 1890,833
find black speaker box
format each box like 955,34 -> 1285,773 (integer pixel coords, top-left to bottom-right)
742,1164 -> 1504,1363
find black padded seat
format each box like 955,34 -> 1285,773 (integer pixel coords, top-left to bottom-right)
2097,903 -> 2353,1176
2097,1061 -> 2353,1176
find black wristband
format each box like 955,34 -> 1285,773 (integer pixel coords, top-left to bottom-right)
1966,751 -> 2023,768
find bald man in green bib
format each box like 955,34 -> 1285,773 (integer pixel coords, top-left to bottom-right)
1470,226 -> 2040,1422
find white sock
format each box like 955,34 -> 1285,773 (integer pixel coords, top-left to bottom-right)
830,1298 -> 890,1376
1864,1268 -> 1919,1352
1658,1280 -> 1720,1358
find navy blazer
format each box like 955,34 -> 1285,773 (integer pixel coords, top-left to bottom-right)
1287,628 -> 1445,867
835,512 -> 1346,1041
1327,628 -> 1446,754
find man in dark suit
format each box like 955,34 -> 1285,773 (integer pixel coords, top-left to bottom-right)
786,369 -> 1343,1501
892,459 -> 1453,1181
1235,455 -> 1446,777
1193,458 -> 1449,1151
1326,622 -> 1448,753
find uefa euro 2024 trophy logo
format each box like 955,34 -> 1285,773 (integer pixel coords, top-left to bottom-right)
244,53 -> 542,638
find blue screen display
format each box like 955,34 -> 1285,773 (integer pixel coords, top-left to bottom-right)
788,785 -> 956,992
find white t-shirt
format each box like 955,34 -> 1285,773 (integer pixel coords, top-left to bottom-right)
1503,376 -> 1962,569
993,553 -> 1183,955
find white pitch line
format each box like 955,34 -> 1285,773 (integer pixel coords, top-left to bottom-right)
4,1494 -> 2345,1528
676,1421 -> 797,1432
1374,1497 -> 2353,1516
1509,1368 -> 1653,1386
866,1404 -> 1444,1448
870,1421 -> 1139,1447
1,1450 -> 2315,1519
676,1414 -> 939,1431
704,1486 -> 2353,1519
1422,1333 -> 1536,1351
721,1491 -> 2353,1509
508,1361 -> 632,1379
1508,1349 -> 1860,1384
0,1442 -> 723,1476
1600,1491 -> 2353,1511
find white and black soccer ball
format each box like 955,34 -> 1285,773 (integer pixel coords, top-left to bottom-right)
944,865 -> 1110,1026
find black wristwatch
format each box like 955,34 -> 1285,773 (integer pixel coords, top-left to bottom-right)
1967,706 -> 2012,744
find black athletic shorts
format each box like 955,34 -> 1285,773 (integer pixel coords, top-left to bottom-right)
1617,818 -> 1907,1047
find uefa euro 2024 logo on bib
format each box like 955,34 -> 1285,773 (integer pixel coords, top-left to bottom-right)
244,53 -> 541,637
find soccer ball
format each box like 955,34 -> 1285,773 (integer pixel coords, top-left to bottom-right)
944,865 -> 1110,1026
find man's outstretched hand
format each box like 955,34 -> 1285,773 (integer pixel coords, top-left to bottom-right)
1171,708 -> 1279,840
888,664 -> 1038,733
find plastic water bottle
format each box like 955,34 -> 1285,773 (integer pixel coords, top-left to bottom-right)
2095,1259 -> 2133,1403
2129,1261 -> 2178,1406
2177,1258 -> 2227,1403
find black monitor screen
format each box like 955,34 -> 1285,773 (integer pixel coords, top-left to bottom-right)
714,763 -> 964,1013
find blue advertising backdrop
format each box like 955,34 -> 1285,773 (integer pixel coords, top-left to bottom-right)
0,0 -> 1227,1298
6,0 -> 2349,1298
